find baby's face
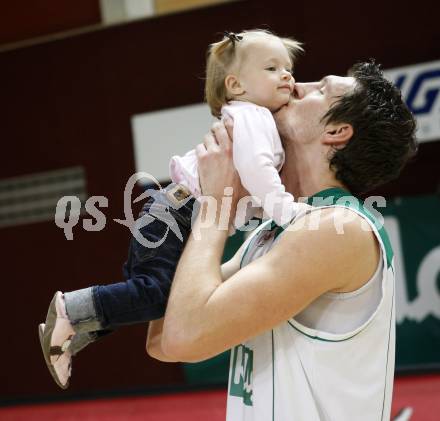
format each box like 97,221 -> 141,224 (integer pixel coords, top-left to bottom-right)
235,38 -> 295,111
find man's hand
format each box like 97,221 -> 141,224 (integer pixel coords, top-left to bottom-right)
195,119 -> 245,225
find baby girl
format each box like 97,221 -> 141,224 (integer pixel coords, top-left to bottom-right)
171,29 -> 303,227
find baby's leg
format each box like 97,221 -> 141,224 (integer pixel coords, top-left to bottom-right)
39,184 -> 197,388
39,310 -> 114,389
69,331 -> 105,355
68,184 -> 196,331
61,327 -> 113,359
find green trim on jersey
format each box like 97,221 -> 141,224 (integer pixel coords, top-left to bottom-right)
305,187 -> 393,268
287,320 -> 361,342
381,277 -> 395,420
251,188 -> 393,268
241,188 -> 393,269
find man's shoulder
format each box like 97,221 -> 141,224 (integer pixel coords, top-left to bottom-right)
285,205 -> 373,239
269,206 -> 380,292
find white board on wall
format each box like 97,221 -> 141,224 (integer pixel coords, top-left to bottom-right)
131,103 -> 214,183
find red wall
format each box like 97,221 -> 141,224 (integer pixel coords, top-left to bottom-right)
0,1 -> 101,46
1,0 -> 439,401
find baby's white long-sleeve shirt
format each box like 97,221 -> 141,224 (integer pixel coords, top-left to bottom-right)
169,101 -> 299,226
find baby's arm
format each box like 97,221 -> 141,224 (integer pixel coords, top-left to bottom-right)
231,107 -> 299,226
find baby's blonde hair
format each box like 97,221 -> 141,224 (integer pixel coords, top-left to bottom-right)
205,29 -> 303,118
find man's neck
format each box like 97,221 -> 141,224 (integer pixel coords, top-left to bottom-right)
280,143 -> 348,201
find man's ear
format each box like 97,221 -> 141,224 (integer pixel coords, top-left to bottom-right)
322,123 -> 353,147
225,74 -> 245,96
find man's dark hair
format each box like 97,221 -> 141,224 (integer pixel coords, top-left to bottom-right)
323,60 -> 418,195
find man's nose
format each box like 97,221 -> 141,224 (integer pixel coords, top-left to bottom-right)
294,82 -> 307,99
294,82 -> 317,99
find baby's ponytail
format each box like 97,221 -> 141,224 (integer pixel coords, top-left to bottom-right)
205,34 -> 240,118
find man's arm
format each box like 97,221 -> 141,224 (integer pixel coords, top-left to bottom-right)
146,318 -> 176,362
161,205 -> 379,362
146,239 -> 248,361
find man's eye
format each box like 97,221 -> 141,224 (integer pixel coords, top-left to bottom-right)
266,67 -> 276,71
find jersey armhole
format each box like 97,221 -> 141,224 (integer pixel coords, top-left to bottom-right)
286,204 -> 392,342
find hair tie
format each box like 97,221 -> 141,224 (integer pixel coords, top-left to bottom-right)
223,31 -> 243,46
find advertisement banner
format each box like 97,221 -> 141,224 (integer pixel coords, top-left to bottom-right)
384,60 -> 440,143
383,195 -> 440,369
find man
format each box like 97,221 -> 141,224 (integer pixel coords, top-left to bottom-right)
147,61 -> 417,421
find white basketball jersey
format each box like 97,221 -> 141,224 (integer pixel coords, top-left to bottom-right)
226,188 -> 395,421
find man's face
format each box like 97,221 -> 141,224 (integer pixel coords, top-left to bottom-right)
274,75 -> 356,144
